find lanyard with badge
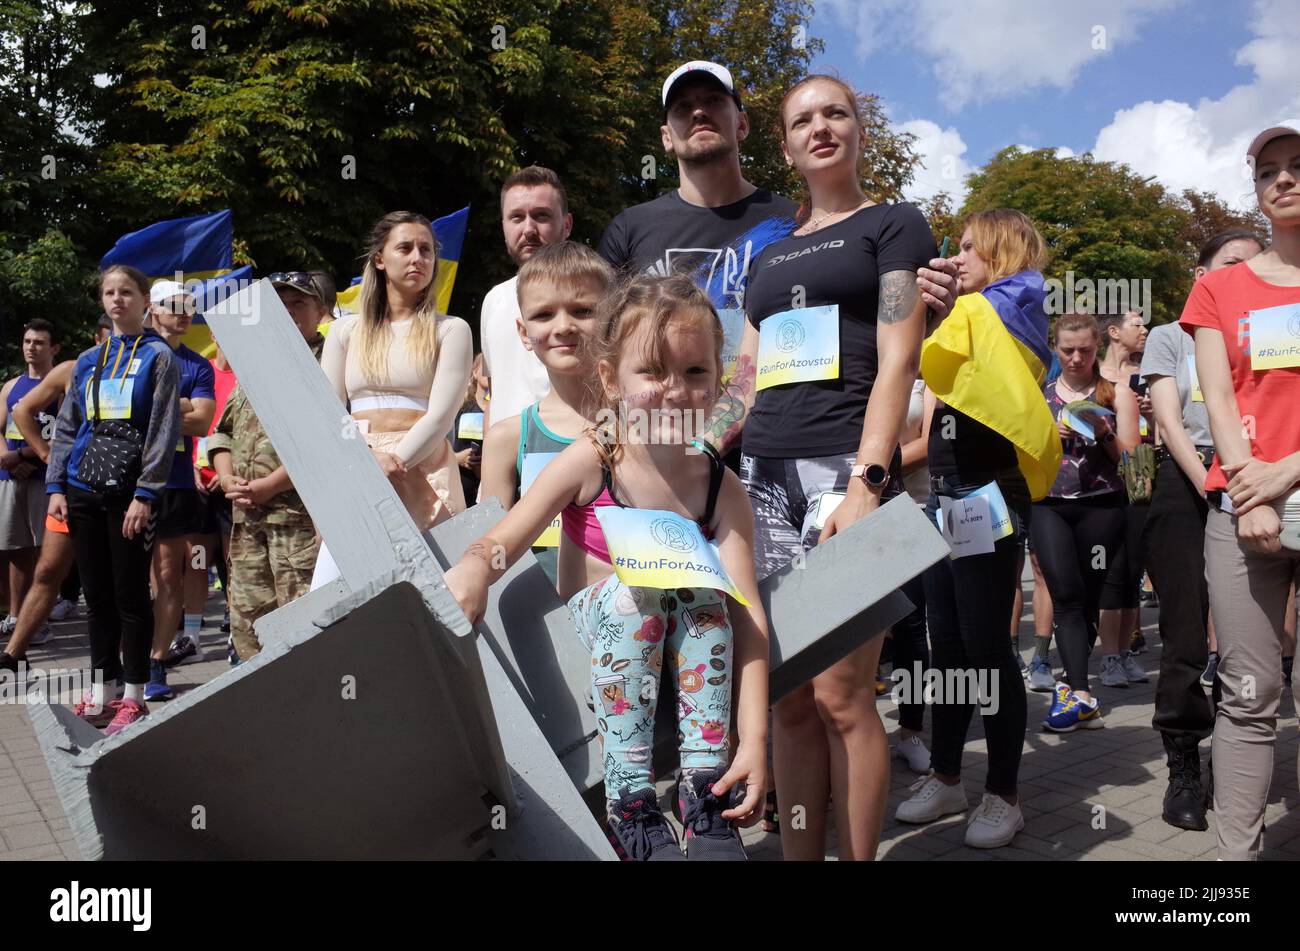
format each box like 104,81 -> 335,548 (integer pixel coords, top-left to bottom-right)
86,336 -> 142,421
755,304 -> 841,391
79,336 -> 145,495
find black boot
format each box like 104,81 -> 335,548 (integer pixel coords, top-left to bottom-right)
1161,733 -> 1208,831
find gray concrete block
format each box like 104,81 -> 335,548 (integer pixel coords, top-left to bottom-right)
30,582 -> 612,859
27,280 -> 953,859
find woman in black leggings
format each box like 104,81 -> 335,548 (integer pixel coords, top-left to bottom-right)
895,209 -> 1060,849
1032,313 -> 1140,732
46,265 -> 180,735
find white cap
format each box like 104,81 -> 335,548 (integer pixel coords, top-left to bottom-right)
1247,120 -> 1300,160
661,61 -> 741,111
149,280 -> 193,305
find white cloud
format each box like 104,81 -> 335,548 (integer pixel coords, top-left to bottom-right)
897,119 -> 973,204
819,0 -> 1181,108
1091,0 -> 1300,209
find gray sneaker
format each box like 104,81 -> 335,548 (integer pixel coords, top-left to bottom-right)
1026,656 -> 1057,692
1099,654 -> 1128,688
1121,651 -> 1149,683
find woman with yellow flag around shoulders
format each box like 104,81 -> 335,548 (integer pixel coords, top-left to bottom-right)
894,209 -> 1061,849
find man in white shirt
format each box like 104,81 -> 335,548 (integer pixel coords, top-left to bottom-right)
480,166 -> 573,426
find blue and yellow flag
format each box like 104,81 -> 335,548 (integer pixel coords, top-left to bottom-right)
336,206 -> 469,316
101,210 -> 242,357
920,270 -> 1062,501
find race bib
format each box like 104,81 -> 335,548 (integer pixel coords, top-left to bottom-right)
935,493 -> 995,558
595,506 -> 748,605
85,378 -> 135,421
457,412 -> 484,442
1061,400 -> 1114,443
811,490 -> 845,532
3,417 -> 20,441
964,481 -> 1014,541
519,451 -> 561,548
1187,355 -> 1203,402
1248,302 -> 1300,370
717,308 -> 746,384
756,305 -> 840,391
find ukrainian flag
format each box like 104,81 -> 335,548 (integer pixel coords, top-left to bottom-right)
920,270 -> 1062,501
336,206 -> 469,316
100,209 -> 243,357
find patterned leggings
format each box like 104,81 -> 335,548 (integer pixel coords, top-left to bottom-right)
567,575 -> 733,801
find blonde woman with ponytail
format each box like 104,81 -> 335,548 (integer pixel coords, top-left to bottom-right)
314,212 -> 472,586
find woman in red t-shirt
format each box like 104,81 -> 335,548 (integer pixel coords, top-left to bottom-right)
1180,121 -> 1300,860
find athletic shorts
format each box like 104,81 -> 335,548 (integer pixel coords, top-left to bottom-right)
155,488 -> 207,539
199,491 -> 232,536
0,478 -> 47,550
740,450 -> 903,581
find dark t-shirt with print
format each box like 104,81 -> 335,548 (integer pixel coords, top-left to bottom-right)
597,189 -> 798,312
741,202 -> 936,458
1043,381 -> 1124,499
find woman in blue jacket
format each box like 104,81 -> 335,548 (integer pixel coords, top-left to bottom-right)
46,265 -> 181,735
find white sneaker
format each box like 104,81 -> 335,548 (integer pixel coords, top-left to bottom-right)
27,623 -> 52,646
895,772 -> 968,824
1099,654 -> 1128,688
1121,651 -> 1148,683
48,598 -> 76,621
893,734 -> 932,773
0,616 -> 14,638
964,793 -> 1025,848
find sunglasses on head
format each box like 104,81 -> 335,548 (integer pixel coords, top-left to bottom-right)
270,271 -> 319,294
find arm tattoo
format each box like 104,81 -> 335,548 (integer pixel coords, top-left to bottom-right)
878,269 -> 920,325
700,355 -> 756,455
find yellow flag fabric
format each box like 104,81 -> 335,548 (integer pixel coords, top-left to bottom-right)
921,292 -> 1062,501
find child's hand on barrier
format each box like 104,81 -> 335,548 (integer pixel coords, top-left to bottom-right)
713,742 -> 766,826
444,561 -> 488,626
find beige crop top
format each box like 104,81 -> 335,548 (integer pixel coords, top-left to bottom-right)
321,312 -> 474,467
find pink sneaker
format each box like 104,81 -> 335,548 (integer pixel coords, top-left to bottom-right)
74,695 -> 121,728
104,699 -> 148,736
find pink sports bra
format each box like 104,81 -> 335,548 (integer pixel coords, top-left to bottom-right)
560,456 -> 724,565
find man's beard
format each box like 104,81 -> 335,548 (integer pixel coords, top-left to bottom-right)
509,240 -> 542,266
676,137 -> 736,168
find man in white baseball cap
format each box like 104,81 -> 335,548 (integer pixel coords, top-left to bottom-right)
661,60 -> 744,117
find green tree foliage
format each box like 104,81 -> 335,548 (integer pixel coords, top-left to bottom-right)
0,1 -> 106,368
962,148 -> 1195,325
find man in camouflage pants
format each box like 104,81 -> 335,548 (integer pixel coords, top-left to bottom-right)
206,273 -> 328,662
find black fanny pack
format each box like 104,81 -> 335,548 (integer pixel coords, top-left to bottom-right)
78,340 -> 144,497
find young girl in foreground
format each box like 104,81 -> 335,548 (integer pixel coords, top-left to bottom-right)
445,275 -> 769,861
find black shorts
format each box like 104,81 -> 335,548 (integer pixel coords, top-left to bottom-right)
200,491 -> 232,536
155,488 -> 206,539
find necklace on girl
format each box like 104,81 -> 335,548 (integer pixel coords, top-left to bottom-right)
797,197 -> 870,235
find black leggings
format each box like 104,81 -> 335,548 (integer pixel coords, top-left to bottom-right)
68,488 -> 156,685
891,573 -> 929,733
924,475 -> 1029,797
1029,493 -> 1127,694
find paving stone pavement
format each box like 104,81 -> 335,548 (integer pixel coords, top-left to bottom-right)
2,595 -> 1297,861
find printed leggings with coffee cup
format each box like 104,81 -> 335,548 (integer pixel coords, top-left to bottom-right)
567,575 -> 733,802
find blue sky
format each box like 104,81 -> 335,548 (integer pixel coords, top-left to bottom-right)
807,0 -> 1297,209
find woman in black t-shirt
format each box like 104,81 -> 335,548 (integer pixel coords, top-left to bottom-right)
731,75 -> 933,861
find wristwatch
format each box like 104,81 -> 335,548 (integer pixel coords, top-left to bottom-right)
1101,431 -> 1117,445
851,463 -> 889,489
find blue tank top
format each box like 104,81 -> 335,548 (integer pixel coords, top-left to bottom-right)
3,374 -> 57,482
